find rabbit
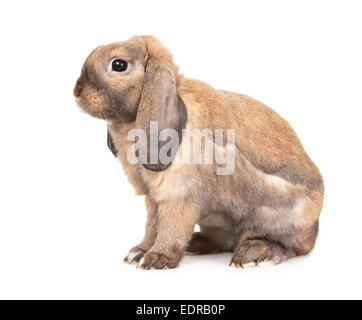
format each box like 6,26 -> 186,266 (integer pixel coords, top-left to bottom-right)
74,35 -> 324,270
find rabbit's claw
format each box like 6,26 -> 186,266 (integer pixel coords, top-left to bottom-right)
137,252 -> 175,270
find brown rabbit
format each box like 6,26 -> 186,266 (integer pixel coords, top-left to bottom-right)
74,35 -> 324,269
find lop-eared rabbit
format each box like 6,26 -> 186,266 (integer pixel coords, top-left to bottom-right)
74,36 -> 324,269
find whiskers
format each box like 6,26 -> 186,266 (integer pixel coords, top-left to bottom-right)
97,108 -> 125,124
108,107 -> 126,124
100,110 -> 107,120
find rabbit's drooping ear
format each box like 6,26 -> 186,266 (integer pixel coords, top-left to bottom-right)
135,43 -> 187,172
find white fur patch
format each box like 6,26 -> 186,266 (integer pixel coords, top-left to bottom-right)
125,251 -> 142,264
231,260 -> 277,269
242,262 -> 257,268
137,257 -> 145,268
257,196 -> 309,230
257,260 -> 277,267
263,174 -> 291,192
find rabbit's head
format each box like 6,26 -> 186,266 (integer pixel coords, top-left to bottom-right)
74,36 -> 187,171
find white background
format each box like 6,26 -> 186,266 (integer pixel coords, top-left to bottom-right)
0,0 -> 361,300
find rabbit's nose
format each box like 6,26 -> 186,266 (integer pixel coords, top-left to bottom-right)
73,78 -> 83,98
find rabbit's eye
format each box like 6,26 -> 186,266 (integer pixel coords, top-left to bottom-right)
111,59 -> 128,72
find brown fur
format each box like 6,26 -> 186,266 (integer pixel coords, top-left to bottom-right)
74,36 -> 324,269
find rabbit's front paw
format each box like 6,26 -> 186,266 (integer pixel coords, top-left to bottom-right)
137,252 -> 177,270
123,246 -> 146,265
